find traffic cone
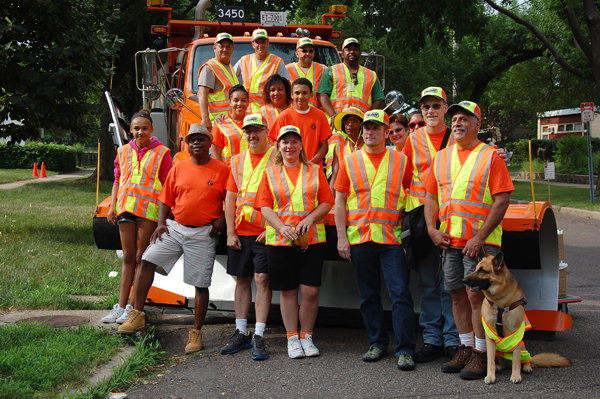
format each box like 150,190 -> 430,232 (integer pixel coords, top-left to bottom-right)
40,162 -> 47,178
32,162 -> 39,177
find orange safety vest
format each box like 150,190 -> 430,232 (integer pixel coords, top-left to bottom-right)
264,163 -> 326,246
258,103 -> 282,132
432,142 -> 502,246
215,115 -> 247,166
198,59 -> 239,122
325,131 -> 347,177
405,127 -> 454,211
344,149 -> 407,245
240,53 -> 284,113
116,143 -> 169,222
285,62 -> 327,108
231,146 -> 276,231
329,64 -> 377,114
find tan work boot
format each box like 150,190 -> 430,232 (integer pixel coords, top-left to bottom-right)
185,329 -> 203,354
117,309 -> 145,334
442,344 -> 473,373
460,349 -> 487,380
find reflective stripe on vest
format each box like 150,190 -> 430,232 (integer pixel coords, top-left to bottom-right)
325,131 -> 347,178
240,53 -> 284,113
258,104 -> 281,132
483,316 -> 533,363
264,163 -> 326,246
216,115 -> 247,166
329,64 -> 376,114
345,149 -> 406,245
434,142 -> 502,246
199,59 -> 239,122
405,127 -> 454,211
232,146 -> 276,230
116,144 -> 169,222
285,62 -> 327,108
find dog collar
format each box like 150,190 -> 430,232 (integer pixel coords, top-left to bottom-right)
487,297 -> 527,338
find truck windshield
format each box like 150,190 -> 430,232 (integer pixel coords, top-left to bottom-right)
191,42 -> 340,94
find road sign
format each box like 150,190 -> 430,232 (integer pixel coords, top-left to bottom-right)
581,102 -> 594,122
217,6 -> 245,23
260,11 -> 287,27
544,162 -> 555,180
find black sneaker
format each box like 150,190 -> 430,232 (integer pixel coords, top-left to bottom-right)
251,334 -> 269,360
414,343 -> 445,363
445,345 -> 459,360
220,329 -> 252,354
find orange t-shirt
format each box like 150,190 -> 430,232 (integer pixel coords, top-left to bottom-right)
159,158 -> 229,227
268,107 -> 332,160
334,150 -> 387,193
226,151 -> 269,236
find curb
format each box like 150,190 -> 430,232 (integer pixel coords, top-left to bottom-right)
510,199 -> 600,221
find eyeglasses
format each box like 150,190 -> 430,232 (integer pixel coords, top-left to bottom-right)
216,44 -> 233,50
421,103 -> 443,112
300,49 -> 314,54
408,121 -> 425,129
188,136 -> 209,143
343,118 -> 361,125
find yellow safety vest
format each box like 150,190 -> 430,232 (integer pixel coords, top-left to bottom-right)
199,58 -> 240,122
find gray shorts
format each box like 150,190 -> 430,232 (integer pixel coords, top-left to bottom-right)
142,219 -> 218,288
443,245 -> 500,291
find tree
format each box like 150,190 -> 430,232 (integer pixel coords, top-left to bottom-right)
0,0 -> 122,144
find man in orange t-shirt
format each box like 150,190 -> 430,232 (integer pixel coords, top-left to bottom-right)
269,78 -> 331,164
118,124 -> 229,357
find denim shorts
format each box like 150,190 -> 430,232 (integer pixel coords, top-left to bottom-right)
443,245 -> 500,291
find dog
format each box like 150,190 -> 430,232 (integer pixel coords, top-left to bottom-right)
463,247 -> 570,384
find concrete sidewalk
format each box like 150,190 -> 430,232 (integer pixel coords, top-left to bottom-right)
0,167 -> 95,190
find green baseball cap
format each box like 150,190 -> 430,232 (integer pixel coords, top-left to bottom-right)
419,87 -> 447,103
215,32 -> 233,43
342,37 -> 360,50
447,101 -> 482,121
362,110 -> 389,127
252,29 -> 268,41
297,37 -> 314,49
276,125 -> 302,141
242,114 -> 269,129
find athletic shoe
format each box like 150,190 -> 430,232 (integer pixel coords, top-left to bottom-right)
287,335 -> 305,359
362,346 -> 387,362
117,309 -> 145,334
251,334 -> 269,360
185,329 -> 203,354
460,349 -> 487,380
115,304 -> 133,324
101,304 -> 124,323
220,329 -> 252,354
300,333 -> 320,357
397,354 -> 416,371
445,345 -> 459,360
414,343 -> 445,363
442,345 -> 473,373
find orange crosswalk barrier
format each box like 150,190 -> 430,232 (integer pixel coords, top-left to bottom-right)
33,162 -> 39,177
40,162 -> 47,178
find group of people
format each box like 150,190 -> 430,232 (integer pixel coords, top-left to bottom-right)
102,29 -> 514,380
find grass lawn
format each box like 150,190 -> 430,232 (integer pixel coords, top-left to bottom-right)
512,181 -> 600,212
0,168 -> 59,184
0,178 -> 121,310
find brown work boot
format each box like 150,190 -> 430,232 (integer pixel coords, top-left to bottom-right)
460,349 -> 487,380
117,309 -> 145,334
185,329 -> 203,354
441,344 -> 472,373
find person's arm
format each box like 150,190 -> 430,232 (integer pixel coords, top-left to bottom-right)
107,184 -> 119,226
211,144 -> 223,161
225,190 -> 241,250
371,100 -> 384,110
295,202 -> 333,235
329,152 -> 339,195
309,139 -> 329,164
261,206 -> 298,242
334,191 -> 351,261
150,202 -> 172,244
198,85 -> 212,131
210,213 -> 226,238
462,192 -> 510,258
320,94 -> 336,118
425,192 -> 451,250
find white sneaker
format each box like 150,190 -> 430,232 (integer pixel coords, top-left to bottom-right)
287,335 -> 305,359
102,304 -> 124,323
300,333 -> 320,357
116,304 -> 133,324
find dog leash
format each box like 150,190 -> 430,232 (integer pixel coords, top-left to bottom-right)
487,297 -> 527,338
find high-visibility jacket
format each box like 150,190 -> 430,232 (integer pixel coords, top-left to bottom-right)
264,163 -> 326,246
231,146 -> 276,231
325,131 -> 347,178
483,315 -> 533,363
329,64 -> 377,114
344,149 -> 407,245
239,53 -> 284,113
198,58 -> 239,122
285,62 -> 327,108
215,115 -> 247,166
116,143 -> 169,222
405,127 -> 454,211
432,142 -> 503,246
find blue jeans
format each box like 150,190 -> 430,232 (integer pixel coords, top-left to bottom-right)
417,248 -> 459,347
351,242 -> 416,357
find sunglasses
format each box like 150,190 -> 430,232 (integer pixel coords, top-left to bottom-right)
188,136 -> 209,143
421,103 -> 443,111
408,121 -> 426,129
300,49 -> 315,54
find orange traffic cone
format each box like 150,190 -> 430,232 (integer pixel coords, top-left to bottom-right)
40,162 -> 47,178
32,162 -> 39,177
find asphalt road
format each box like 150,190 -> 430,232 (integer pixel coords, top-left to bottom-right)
127,213 -> 600,399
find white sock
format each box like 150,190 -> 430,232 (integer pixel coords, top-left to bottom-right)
254,322 -> 266,337
475,337 -> 487,352
235,319 -> 247,334
459,332 -> 474,347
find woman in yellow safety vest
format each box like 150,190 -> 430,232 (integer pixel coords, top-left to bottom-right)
103,110 -> 172,325
210,85 -> 249,166
255,125 -> 334,359
258,74 -> 291,131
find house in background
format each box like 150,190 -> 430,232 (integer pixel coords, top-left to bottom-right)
537,108 -> 600,140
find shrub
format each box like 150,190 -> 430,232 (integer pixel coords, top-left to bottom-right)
0,142 -> 77,171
